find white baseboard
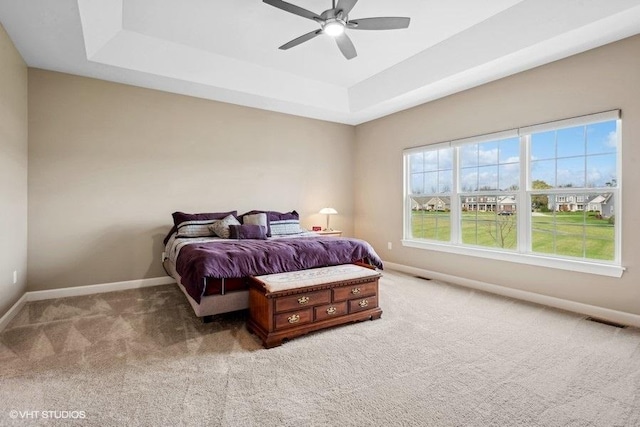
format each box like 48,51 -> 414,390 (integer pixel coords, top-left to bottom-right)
26,276 -> 175,302
0,276 -> 176,332
0,293 -> 28,332
384,261 -> 640,328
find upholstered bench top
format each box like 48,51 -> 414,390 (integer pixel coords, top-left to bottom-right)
253,264 -> 380,294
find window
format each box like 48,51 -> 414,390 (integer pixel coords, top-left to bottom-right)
459,135 -> 520,250
403,111 -> 622,277
408,144 -> 452,242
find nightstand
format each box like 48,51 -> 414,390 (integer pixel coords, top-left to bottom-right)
313,230 -> 343,237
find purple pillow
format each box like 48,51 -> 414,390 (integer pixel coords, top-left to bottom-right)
267,210 -> 299,221
164,210 -> 238,242
229,224 -> 267,240
172,211 -> 238,227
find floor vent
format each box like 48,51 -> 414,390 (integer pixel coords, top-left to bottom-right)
415,276 -> 432,281
585,317 -> 627,328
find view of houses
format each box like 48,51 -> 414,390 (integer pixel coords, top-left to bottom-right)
411,193 -> 615,217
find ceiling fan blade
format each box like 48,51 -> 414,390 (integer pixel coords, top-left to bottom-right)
263,0 -> 321,21
279,30 -> 322,50
347,17 -> 410,30
336,0 -> 359,15
335,33 -> 357,60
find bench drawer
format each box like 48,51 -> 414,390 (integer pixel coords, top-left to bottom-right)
274,290 -> 331,313
314,301 -> 348,321
333,281 -> 377,302
349,295 -> 378,314
274,309 -> 312,330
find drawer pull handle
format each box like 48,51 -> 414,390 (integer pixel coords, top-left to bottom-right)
351,288 -> 361,295
298,296 -> 310,305
359,299 -> 369,308
288,314 -> 300,324
326,306 -> 337,315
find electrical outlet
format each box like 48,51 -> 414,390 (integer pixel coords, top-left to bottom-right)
387,242 -> 392,250
13,271 -> 17,284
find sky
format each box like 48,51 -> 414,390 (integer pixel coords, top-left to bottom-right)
530,120 -> 617,188
409,120 -> 618,194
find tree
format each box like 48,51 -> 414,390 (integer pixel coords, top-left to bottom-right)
487,214 -> 516,248
531,180 -> 552,211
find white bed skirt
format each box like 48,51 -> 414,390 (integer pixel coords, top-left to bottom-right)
163,259 -> 249,317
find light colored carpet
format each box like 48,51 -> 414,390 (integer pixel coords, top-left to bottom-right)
1,270 -> 639,426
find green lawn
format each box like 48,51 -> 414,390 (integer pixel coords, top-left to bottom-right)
411,211 -> 615,260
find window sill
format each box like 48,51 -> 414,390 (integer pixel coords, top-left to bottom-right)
401,239 -> 625,278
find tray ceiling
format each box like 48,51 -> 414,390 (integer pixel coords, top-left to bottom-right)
1,0 -> 640,124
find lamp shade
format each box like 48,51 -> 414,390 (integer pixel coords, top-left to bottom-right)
319,207 -> 338,215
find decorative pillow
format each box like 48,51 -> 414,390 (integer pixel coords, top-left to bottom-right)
242,213 -> 270,236
229,224 -> 267,240
171,210 -> 238,239
208,214 -> 241,239
270,219 -> 305,236
240,210 -> 299,237
268,210 -> 303,236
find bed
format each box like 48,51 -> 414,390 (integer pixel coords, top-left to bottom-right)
162,210 -> 384,320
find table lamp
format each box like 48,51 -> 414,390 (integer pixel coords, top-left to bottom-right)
319,208 -> 338,231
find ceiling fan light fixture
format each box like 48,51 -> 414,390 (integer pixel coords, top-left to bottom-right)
323,19 -> 345,37
264,0 -> 411,59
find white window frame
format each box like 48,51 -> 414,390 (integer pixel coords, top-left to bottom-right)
402,110 -> 624,278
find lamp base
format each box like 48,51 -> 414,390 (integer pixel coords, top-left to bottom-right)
324,215 -> 332,231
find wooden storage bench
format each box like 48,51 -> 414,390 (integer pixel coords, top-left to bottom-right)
247,264 -> 382,348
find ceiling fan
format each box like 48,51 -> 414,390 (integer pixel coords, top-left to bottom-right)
263,0 -> 410,60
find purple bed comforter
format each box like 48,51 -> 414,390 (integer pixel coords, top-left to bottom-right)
176,236 -> 383,303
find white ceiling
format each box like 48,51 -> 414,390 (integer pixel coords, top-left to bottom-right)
1,0 -> 640,125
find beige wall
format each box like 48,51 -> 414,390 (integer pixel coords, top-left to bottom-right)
355,34 -> 640,316
0,24 -> 28,317
19,33 -> 640,318
28,70 -> 355,291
